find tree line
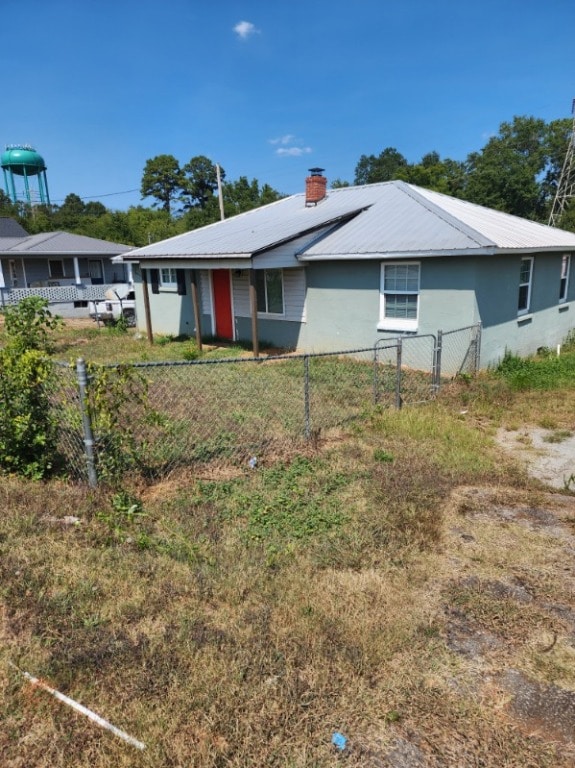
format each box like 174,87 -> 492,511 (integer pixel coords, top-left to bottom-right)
1,114 -> 573,247
336,115 -> 574,228
0,155 -> 284,247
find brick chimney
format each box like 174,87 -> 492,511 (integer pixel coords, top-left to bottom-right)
305,168 -> 327,206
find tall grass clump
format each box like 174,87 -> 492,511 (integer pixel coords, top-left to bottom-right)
495,349 -> 575,390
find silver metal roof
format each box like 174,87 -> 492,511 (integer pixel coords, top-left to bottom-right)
123,180 -> 575,263
124,195 -> 369,260
0,230 -> 132,256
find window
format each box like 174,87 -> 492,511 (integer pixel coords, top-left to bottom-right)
160,267 -> 178,288
518,257 -> 533,315
379,262 -> 420,331
256,269 -> 284,315
559,254 -> 570,303
49,259 -> 65,279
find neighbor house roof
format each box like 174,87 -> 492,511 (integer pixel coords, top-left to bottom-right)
0,228 -> 132,257
122,180 -> 575,263
0,217 -> 28,238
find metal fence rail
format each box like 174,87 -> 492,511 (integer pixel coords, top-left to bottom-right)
53,323 -> 481,485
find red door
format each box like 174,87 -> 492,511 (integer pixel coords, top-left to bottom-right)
212,269 -> 233,339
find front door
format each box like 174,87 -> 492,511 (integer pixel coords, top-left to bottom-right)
212,269 -> 233,339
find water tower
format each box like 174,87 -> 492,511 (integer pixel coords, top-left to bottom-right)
1,144 -> 50,205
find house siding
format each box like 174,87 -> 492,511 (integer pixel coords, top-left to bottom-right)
475,252 -> 575,366
133,253 -> 575,368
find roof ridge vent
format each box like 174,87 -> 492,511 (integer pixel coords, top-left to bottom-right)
305,168 -> 327,206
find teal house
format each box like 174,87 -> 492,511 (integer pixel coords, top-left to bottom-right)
122,173 -> 575,367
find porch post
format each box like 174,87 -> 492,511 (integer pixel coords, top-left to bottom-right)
190,269 -> 203,351
141,267 -> 154,344
0,260 -> 5,289
126,261 -> 134,286
73,256 -> 82,286
249,268 -> 260,358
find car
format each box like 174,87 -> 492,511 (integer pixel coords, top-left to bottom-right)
88,285 -> 136,326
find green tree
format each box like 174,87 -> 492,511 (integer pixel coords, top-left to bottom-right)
141,154 -> 183,213
0,189 -> 19,218
84,201 -> 108,217
331,178 -> 351,188
354,147 -> 408,185
464,116 -> 549,219
400,153 -> 467,196
181,155 -> 222,210
53,193 -> 86,230
223,176 -> 282,216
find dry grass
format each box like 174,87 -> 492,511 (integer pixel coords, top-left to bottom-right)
4,340 -> 575,764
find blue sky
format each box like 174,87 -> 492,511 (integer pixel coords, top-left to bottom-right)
2,0 -> 574,210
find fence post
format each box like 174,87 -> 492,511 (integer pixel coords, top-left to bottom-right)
434,330 -> 443,393
473,324 -> 482,373
373,344 -> 379,405
304,355 -> 311,439
76,357 -> 98,488
395,338 -> 402,410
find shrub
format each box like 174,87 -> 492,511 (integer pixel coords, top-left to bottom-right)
2,295 -> 62,353
0,298 -> 62,478
0,347 -> 57,479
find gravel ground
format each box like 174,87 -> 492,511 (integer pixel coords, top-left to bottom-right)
496,427 -> 575,490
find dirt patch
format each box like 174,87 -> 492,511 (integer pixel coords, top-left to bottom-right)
497,426 -> 575,489
499,669 -> 575,745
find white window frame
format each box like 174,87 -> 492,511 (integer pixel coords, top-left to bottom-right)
256,268 -> 285,316
559,254 -> 570,304
518,256 -> 533,316
379,261 -> 420,332
160,267 -> 178,290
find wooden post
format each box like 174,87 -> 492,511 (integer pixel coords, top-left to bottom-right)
249,269 -> 259,358
190,269 -> 202,350
141,268 -> 154,344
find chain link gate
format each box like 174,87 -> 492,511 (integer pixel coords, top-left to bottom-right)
53,324 -> 482,485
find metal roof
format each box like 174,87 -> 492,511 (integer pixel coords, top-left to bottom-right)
123,195 -> 369,260
302,183 -> 575,259
0,230 -> 132,256
123,180 -> 575,263
0,217 -> 28,238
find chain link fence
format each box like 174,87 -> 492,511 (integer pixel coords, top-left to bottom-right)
52,324 -> 481,485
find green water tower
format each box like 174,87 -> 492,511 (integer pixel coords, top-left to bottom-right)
1,144 -> 50,205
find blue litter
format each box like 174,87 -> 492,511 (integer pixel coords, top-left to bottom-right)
332,732 -> 347,751
248,457 -> 258,469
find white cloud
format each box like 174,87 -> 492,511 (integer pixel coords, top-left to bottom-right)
276,146 -> 313,157
234,20 -> 259,39
269,134 -> 296,146
269,134 -> 312,157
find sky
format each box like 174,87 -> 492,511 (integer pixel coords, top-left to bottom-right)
2,0 -> 575,210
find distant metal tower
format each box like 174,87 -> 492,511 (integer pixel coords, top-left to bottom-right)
0,144 -> 50,205
549,100 -> 575,227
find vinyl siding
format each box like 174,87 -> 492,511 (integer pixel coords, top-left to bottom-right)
232,268 -> 306,322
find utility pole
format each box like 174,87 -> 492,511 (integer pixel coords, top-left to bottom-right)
216,163 -> 225,221
549,99 -> 575,227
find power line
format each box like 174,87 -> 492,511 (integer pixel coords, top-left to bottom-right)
50,188 -> 141,204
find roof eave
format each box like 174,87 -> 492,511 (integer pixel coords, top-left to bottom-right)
299,244 -> 575,261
